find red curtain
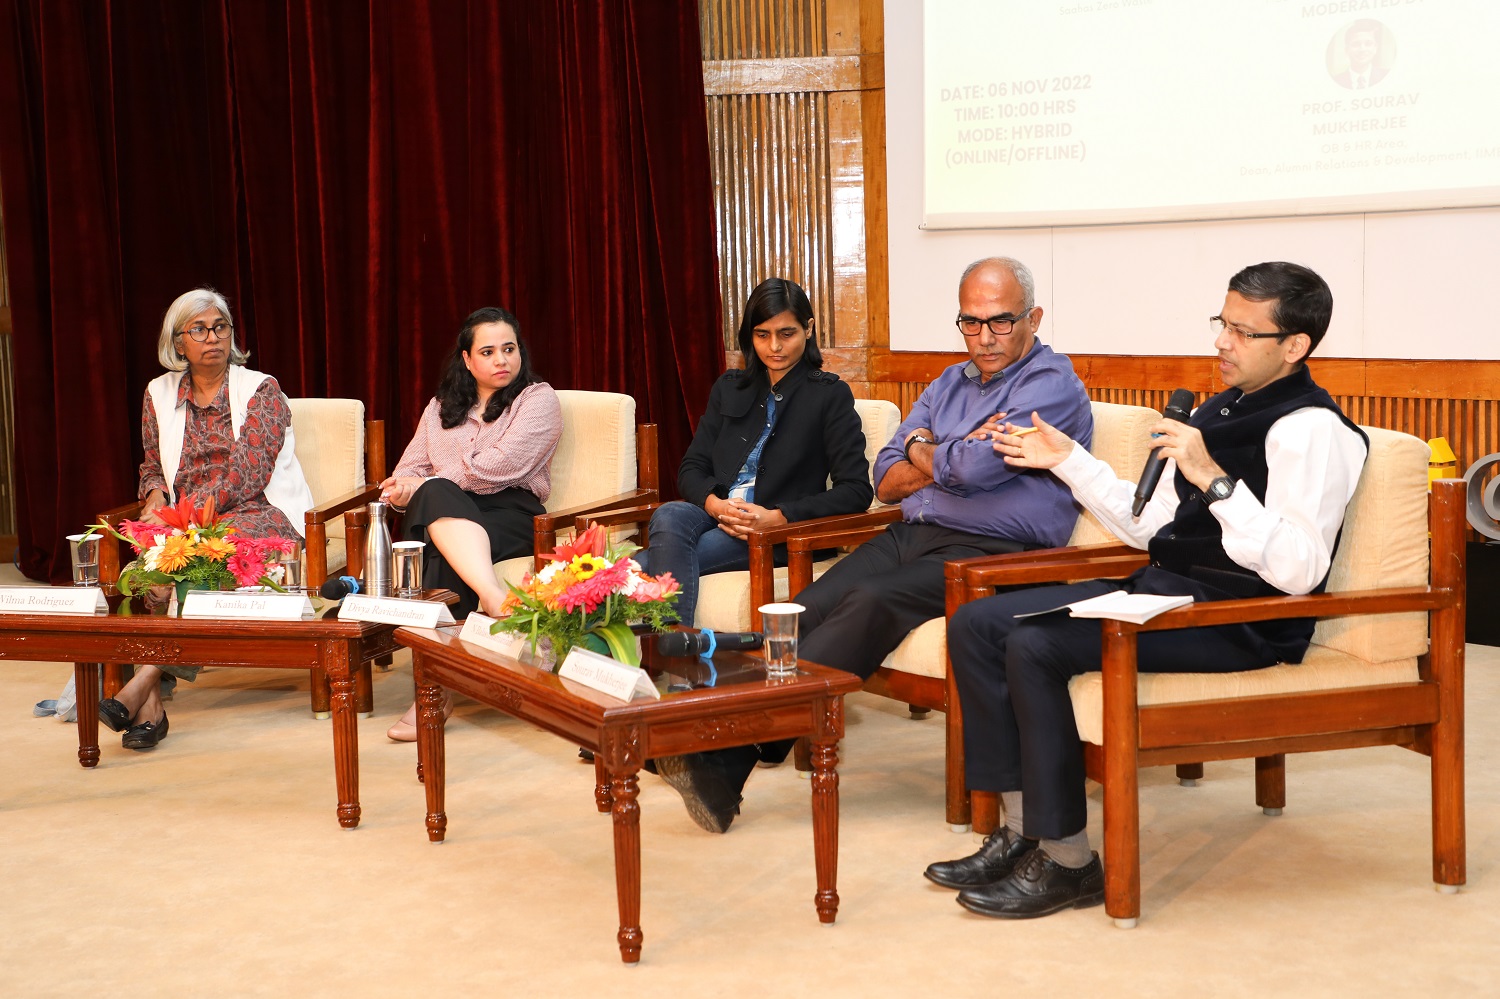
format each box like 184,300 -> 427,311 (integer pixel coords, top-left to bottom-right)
0,0 -> 722,581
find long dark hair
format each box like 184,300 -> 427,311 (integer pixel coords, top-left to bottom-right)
736,278 -> 822,380
436,306 -> 537,428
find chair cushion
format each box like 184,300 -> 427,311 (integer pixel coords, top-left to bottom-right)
883,617 -> 947,679
853,399 -> 903,508
547,390 -> 636,512
288,398 -> 366,543
1068,644 -> 1422,745
694,558 -> 840,632
1310,426 -> 1429,664
1068,401 -> 1160,546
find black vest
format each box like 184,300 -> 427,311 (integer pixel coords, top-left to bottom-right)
1143,366 -> 1367,660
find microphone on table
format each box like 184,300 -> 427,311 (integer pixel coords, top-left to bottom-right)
1131,387 -> 1196,517
319,575 -> 363,601
656,630 -> 764,658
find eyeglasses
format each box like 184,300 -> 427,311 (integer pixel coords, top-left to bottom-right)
955,308 -> 1034,338
180,322 -> 234,342
1210,316 -> 1288,342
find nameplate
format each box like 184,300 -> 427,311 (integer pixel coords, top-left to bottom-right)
181,590 -> 315,621
339,594 -> 455,628
559,646 -> 660,702
0,585 -> 107,615
458,613 -> 530,658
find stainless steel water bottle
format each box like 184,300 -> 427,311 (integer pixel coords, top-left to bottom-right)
365,500 -> 394,597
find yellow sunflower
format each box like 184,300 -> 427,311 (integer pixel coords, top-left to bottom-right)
568,554 -> 610,581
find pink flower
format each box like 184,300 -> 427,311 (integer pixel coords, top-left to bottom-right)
630,572 -> 679,603
260,537 -> 296,557
116,519 -> 163,551
226,551 -> 267,588
556,559 -> 631,614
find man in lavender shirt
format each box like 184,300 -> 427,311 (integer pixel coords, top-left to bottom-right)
655,256 -> 1092,834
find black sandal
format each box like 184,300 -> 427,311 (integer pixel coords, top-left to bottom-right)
98,698 -> 132,733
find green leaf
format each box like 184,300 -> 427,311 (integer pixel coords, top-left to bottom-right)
590,621 -> 641,667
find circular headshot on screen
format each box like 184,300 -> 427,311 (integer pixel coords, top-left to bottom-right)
1327,18 -> 1395,90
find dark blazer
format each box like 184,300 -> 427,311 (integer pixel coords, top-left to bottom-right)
677,360 -> 873,524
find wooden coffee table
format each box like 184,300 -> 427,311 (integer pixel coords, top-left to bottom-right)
0,591 -> 453,828
395,625 -> 864,964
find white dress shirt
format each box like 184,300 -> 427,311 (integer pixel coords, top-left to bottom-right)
1051,407 -> 1368,595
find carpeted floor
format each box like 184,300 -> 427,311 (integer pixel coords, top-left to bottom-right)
2,643 -> 1497,997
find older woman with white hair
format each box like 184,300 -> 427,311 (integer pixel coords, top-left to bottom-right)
97,287 -> 314,751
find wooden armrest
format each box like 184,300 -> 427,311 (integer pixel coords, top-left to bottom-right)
573,501 -> 661,533
1126,585 -> 1445,633
305,483 -> 383,524
784,506 -> 904,553
944,542 -> 1138,583
536,489 -> 660,532
97,499 -> 146,525
959,554 -> 1150,599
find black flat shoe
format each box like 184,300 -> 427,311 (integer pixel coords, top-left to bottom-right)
924,827 -> 1039,889
122,711 -> 169,751
956,848 -> 1104,919
99,698 -> 132,733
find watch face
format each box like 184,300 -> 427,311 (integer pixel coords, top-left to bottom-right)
1210,478 -> 1233,501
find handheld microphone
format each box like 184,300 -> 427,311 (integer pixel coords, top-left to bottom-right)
319,575 -> 362,600
1131,388 -> 1195,517
656,630 -> 764,658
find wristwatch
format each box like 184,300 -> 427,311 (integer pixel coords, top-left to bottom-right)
1205,476 -> 1235,505
904,434 -> 935,463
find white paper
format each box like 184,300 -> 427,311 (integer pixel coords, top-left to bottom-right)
181,590 -> 315,621
0,585 -> 107,615
338,593 -> 455,628
558,646 -> 659,702
1063,591 -> 1193,624
459,613 -> 529,658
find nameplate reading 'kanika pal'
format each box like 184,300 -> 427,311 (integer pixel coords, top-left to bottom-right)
338,594 -> 455,628
0,586 -> 107,615
558,646 -> 660,702
181,591 -> 315,621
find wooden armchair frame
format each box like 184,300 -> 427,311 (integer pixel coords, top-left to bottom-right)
955,479 -> 1466,926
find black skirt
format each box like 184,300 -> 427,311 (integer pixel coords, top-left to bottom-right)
401,477 -> 543,617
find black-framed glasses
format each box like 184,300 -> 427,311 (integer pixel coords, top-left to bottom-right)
955,308 -> 1033,338
180,322 -> 234,342
1209,316 -> 1289,342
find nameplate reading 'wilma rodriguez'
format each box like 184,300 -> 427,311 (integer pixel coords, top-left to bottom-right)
559,646 -> 660,702
0,586 -> 107,615
339,594 -> 455,629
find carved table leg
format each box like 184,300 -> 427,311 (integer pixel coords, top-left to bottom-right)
609,769 -> 643,963
310,666 -> 332,719
327,643 -> 362,829
102,663 -> 124,700
74,662 -> 101,769
355,662 -> 374,716
809,736 -> 842,924
416,659 -> 448,843
594,757 -> 611,813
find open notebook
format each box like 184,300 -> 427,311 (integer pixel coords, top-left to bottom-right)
1015,590 -> 1192,625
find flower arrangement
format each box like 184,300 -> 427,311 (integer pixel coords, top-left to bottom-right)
89,493 -> 294,601
492,522 -> 679,667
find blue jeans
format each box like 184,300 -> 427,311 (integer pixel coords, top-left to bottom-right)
638,501 -> 760,626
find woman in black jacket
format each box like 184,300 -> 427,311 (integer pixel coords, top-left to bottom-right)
639,278 -> 872,626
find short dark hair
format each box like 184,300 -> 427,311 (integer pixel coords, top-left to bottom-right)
1346,18 -> 1381,42
736,278 -> 822,378
1227,262 -> 1334,358
435,306 -> 538,428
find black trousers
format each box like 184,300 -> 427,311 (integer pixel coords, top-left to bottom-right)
796,521 -> 1029,680
401,478 -> 542,618
947,570 -> 1282,840
704,522 -> 1031,782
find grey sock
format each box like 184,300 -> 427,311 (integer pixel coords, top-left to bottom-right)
1001,791 -> 1025,837
1040,831 -> 1093,869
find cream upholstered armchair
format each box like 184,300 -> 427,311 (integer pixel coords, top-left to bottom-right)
494,389 -> 658,587
293,398 -> 384,588
784,400 -> 1162,829
957,428 -> 1464,926
573,397 -> 902,631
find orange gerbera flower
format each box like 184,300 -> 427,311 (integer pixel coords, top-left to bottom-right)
156,534 -> 195,574
193,535 -> 236,562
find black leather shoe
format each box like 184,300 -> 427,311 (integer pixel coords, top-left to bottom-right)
956,848 -> 1104,919
122,711 -> 169,751
654,753 -> 742,833
99,698 -> 132,733
924,827 -> 1039,889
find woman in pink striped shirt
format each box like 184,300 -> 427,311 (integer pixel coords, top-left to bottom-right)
379,307 -> 562,740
